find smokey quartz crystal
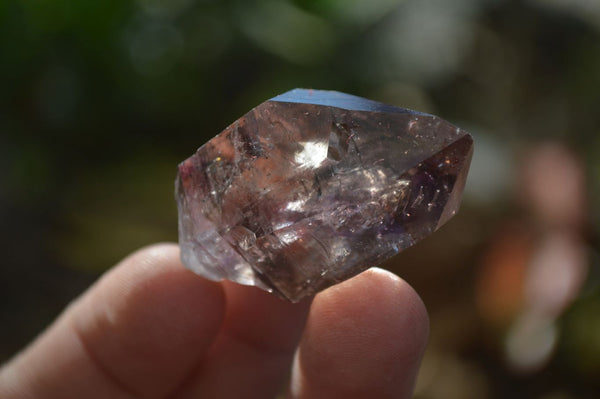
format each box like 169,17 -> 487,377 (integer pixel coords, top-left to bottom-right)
176,89 -> 473,302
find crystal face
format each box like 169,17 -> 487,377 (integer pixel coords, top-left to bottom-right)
176,89 -> 473,302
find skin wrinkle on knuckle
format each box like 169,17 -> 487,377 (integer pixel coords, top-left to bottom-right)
68,313 -> 141,399
1,244 -> 234,399
64,246 -> 203,399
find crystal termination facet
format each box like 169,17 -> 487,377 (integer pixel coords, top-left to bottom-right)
176,89 -> 473,302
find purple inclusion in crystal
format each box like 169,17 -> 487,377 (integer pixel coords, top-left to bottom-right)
176,89 -> 473,302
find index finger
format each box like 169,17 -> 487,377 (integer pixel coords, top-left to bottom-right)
0,244 -> 226,399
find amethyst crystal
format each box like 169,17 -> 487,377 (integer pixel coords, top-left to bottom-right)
176,89 -> 473,301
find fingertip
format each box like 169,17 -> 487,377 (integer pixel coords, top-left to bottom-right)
367,267 -> 430,352
309,267 -> 429,355
293,268 -> 429,398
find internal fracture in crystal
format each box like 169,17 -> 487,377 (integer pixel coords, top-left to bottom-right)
176,89 -> 473,302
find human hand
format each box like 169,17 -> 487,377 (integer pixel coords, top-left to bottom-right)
0,244 -> 428,398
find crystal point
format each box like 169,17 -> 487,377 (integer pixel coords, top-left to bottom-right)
176,89 -> 473,301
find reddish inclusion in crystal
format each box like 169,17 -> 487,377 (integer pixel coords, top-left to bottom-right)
176,89 -> 473,302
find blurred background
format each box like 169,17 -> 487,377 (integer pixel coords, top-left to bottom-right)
1,0 -> 599,397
